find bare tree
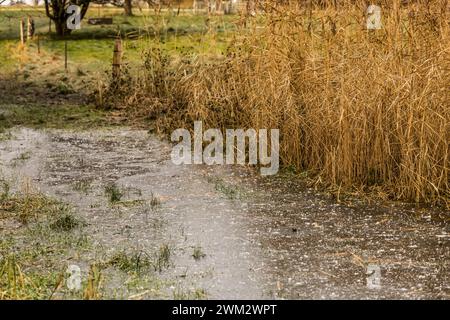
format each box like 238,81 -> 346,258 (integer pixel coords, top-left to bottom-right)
44,0 -> 91,37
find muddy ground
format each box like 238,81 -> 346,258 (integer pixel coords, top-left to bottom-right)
0,125 -> 448,299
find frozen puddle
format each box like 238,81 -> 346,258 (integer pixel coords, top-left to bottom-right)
0,127 -> 448,299
0,127 -> 265,299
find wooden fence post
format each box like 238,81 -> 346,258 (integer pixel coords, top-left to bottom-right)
64,40 -> 68,72
112,38 -> 122,79
20,19 -> 25,45
27,16 -> 35,41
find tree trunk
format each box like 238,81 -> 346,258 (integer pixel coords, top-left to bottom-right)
124,0 -> 133,16
54,18 -> 72,37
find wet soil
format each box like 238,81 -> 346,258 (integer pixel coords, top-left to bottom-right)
0,127 -> 448,299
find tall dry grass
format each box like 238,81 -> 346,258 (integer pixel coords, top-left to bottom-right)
110,0 -> 449,206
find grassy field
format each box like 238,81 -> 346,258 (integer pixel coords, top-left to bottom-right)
0,6 -> 238,77
0,6 -> 238,37
0,6 -> 240,130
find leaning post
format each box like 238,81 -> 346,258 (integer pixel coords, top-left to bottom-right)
112,38 -> 123,79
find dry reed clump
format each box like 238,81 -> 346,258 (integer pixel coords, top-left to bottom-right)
110,0 -> 449,206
